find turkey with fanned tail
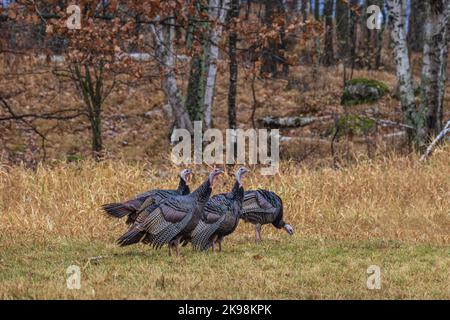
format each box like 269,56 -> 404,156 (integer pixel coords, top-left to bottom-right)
116,168 -> 224,256
102,168 -> 192,225
241,189 -> 294,242
190,167 -> 248,252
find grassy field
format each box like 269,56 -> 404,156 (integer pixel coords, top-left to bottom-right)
1,148 -> 450,299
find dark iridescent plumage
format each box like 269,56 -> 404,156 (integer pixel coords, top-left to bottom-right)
116,169 -> 223,256
190,167 -> 248,252
102,170 -> 191,225
241,189 -> 293,241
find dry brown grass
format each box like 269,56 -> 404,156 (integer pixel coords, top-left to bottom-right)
1,146 -> 449,244
0,147 -> 449,299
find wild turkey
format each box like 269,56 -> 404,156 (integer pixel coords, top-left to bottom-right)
190,167 -> 248,252
116,168 -> 224,256
102,168 -> 192,225
241,190 -> 294,242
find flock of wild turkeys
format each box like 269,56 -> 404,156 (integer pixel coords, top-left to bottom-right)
102,168 -> 294,256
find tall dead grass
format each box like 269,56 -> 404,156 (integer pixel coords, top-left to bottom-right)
0,147 -> 449,245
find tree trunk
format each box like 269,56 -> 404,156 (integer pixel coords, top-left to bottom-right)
374,0 -> 385,69
72,64 -> 105,158
313,0 -> 322,74
322,0 -> 335,66
301,0 -> 310,21
408,0 -> 426,53
420,0 -> 450,139
185,0 -> 209,123
260,0 -> 278,76
387,0 -> 423,148
203,0 -> 231,129
314,0 -> 320,20
162,68 -> 194,134
186,55 -> 207,122
90,111 -> 102,157
278,1 -> 289,76
348,0 -> 359,71
150,17 -> 193,134
228,0 -> 239,130
359,0 -> 372,68
335,0 -> 349,60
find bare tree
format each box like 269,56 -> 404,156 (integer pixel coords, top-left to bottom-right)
348,0 -> 359,74
64,64 -> 113,157
408,0 -> 426,53
387,0 -> 421,146
204,0 -> 231,129
335,0 -> 349,60
322,0 -> 335,66
227,0 -> 239,132
374,0 -> 386,70
388,0 -> 450,150
151,16 -> 194,135
420,0 -> 450,139
185,0 -> 209,124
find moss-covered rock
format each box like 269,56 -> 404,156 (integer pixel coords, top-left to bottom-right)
66,154 -> 83,163
332,114 -> 376,138
341,78 -> 389,106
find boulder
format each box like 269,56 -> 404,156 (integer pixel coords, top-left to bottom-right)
341,78 -> 389,106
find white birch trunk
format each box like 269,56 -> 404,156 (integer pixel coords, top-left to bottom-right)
150,17 -> 193,134
203,0 -> 231,129
421,120 -> 450,161
386,0 -> 420,142
420,0 -> 450,137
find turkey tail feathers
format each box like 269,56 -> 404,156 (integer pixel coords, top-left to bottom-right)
102,203 -> 134,219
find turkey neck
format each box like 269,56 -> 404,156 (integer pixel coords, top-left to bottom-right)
271,195 -> 285,229
186,179 -> 212,234
229,180 -> 241,198
229,181 -> 245,206
190,178 -> 212,207
176,177 -> 190,195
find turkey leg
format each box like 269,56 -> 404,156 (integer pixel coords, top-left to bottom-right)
174,237 -> 181,257
255,224 -> 262,243
211,234 -> 218,252
218,237 -> 224,252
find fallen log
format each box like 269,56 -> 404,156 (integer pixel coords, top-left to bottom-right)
260,115 -> 332,128
421,120 -> 450,161
280,132 -> 407,145
279,136 -> 330,144
368,117 -> 415,130
382,131 -> 407,140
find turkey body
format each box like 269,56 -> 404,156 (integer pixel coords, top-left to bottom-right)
190,168 -> 247,251
241,189 -> 293,241
115,169 -> 222,256
102,174 -> 190,225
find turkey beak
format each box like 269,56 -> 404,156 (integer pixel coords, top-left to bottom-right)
185,170 -> 192,182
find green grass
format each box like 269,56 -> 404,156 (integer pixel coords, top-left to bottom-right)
1,155 -> 449,299
1,236 -> 449,299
